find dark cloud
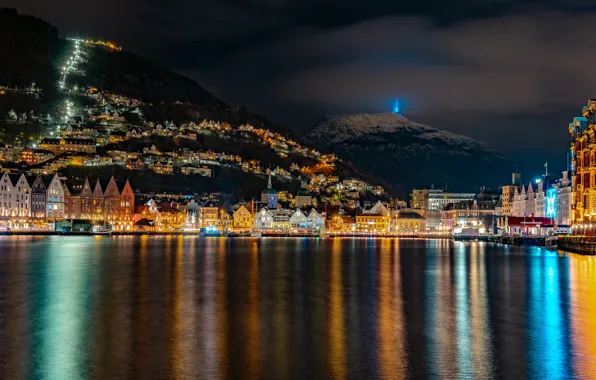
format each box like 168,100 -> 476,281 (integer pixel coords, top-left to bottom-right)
4,0 -> 592,180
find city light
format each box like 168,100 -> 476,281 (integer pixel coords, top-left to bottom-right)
546,188 -> 556,218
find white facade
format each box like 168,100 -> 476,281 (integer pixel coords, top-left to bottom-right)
555,171 -> 573,226
290,209 -> 307,228
512,182 -> 545,217
306,209 -> 325,230
255,208 -> 273,230
46,174 -> 65,219
12,173 -> 30,217
0,173 -> 14,217
427,190 -> 475,211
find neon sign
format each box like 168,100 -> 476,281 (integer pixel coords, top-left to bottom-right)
546,188 -> 556,218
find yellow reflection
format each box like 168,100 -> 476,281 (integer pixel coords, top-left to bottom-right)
378,239 -> 406,379
170,236 -> 184,379
329,238 -> 346,379
216,238 -> 228,378
569,254 -> 596,378
246,241 -> 261,378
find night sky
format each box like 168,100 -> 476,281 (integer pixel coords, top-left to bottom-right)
5,0 -> 594,180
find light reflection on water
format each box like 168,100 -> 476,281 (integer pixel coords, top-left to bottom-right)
0,237 -> 595,379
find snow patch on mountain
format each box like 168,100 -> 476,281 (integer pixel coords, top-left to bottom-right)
308,112 -> 491,151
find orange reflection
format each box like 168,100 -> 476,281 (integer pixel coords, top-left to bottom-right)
169,236 -> 184,379
246,241 -> 261,378
569,253 -> 596,378
216,238 -> 228,378
378,239 -> 407,379
329,238 -> 346,379
133,235 -> 149,378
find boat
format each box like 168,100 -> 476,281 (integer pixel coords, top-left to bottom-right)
250,232 -> 262,238
92,225 -> 113,235
545,235 -> 558,250
92,200 -> 113,235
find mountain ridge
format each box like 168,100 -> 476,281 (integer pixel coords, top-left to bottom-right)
305,112 -> 514,193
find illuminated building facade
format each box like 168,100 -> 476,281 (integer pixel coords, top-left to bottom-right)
569,99 -> 596,232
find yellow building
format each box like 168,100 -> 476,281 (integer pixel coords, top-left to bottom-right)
199,206 -> 219,228
356,214 -> 389,234
391,211 -> 425,234
233,204 -> 254,230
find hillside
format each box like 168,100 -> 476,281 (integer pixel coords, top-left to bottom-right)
305,112 -> 514,193
0,8 -> 389,203
0,8 -> 291,136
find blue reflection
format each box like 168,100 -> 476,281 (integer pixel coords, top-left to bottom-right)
455,245 -> 472,377
527,253 -> 566,378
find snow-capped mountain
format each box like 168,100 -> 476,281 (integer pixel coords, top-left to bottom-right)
305,113 -> 513,194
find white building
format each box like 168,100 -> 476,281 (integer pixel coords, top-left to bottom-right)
11,173 -> 30,218
555,171 -> 573,226
255,208 -> 273,230
0,172 -> 15,218
306,209 -> 325,231
46,173 -> 65,219
290,209 -> 307,229
427,190 -> 475,211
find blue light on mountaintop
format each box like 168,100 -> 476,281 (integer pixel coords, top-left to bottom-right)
393,99 -> 400,114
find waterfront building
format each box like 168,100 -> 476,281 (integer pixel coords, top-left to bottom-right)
391,211 -> 425,233
441,198 -> 497,232
46,173 -> 65,220
270,208 -> 293,231
306,209 -> 325,231
80,178 -> 94,220
427,189 -> 475,211
92,180 -> 104,220
184,199 -> 200,229
63,179 -> 84,219
511,180 -> 548,218
0,172 -> 15,218
199,203 -> 219,228
11,173 -> 30,220
255,208 -> 273,230
103,177 -> 121,225
356,214 -> 388,233
30,175 -> 47,219
261,174 -> 278,209
499,216 -> 554,236
290,208 -> 307,229
119,180 -> 135,230
569,101 -> 596,230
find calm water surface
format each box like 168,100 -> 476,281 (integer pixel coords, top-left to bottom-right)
0,236 -> 594,379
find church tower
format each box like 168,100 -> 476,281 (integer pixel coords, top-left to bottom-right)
261,174 -> 278,209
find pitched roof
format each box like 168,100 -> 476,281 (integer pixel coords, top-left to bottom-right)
397,212 -> 424,220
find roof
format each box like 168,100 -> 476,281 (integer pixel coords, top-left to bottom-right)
297,188 -> 311,196
397,212 -> 425,220
135,218 -> 155,226
506,216 -> 555,227
262,188 -> 278,195
64,179 -> 86,195
134,205 -> 146,214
